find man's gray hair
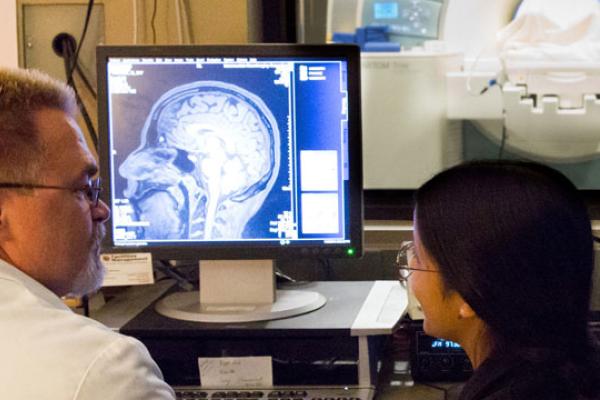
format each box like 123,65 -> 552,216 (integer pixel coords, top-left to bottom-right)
0,68 -> 77,182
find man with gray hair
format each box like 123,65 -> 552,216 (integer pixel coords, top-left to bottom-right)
0,67 -> 175,399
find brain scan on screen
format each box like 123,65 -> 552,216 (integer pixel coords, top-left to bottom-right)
118,81 -> 280,240
105,55 -> 351,247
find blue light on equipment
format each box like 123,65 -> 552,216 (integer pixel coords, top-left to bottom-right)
374,2 -> 399,19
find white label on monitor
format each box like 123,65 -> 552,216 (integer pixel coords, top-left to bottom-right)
198,356 -> 273,388
301,193 -> 340,234
300,150 -> 338,191
100,253 -> 154,286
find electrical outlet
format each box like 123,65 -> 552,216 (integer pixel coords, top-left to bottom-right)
19,2 -> 105,85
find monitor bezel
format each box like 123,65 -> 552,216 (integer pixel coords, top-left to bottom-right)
97,44 -> 363,261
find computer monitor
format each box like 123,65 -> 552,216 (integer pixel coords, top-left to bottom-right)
97,44 -> 363,323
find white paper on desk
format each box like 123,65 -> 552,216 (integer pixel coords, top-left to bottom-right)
100,253 -> 154,286
198,356 -> 273,388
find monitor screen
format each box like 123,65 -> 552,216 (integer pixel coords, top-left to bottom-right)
97,45 -> 363,262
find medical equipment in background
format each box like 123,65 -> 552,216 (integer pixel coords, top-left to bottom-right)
359,48 -> 462,189
448,0 -> 600,162
329,0 -> 464,189
327,0 -> 600,189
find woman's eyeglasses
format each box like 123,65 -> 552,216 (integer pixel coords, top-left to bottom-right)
395,240 -> 439,285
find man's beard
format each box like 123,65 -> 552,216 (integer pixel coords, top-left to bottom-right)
68,224 -> 106,297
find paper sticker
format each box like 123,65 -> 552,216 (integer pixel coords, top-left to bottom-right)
100,253 -> 154,286
198,356 -> 273,388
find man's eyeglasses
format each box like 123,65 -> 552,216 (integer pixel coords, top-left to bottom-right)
396,240 -> 439,285
0,177 -> 102,207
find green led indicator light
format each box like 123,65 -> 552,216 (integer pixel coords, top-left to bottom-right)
347,248 -> 356,256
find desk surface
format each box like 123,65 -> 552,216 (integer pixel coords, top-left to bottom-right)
93,280 -> 468,399
121,281 -> 402,338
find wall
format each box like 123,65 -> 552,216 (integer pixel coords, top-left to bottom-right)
104,0 -> 249,45
0,1 -> 19,67
12,0 -> 248,47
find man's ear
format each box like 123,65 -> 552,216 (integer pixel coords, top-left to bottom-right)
0,199 -> 10,242
0,200 -> 15,264
0,203 -> 4,230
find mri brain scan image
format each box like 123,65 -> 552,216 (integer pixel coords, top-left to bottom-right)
118,81 -> 281,240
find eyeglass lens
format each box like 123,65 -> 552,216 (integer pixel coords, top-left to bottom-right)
86,178 -> 101,206
397,241 -> 414,282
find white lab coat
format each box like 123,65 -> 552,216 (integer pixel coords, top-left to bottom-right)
0,259 -> 176,399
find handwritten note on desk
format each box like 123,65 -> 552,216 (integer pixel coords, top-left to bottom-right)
198,356 -> 273,388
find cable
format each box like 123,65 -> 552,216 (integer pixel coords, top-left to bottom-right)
498,119 -> 507,160
54,33 -> 76,83
155,260 -> 195,291
174,0 -> 184,43
67,0 -> 95,86
52,32 -> 95,98
74,88 -> 98,150
74,63 -> 97,99
151,0 -> 159,44
466,44 -> 493,97
132,0 -> 138,44
51,2 -> 97,148
181,0 -> 194,43
464,41 -> 511,159
68,76 -> 98,150
479,78 -> 498,95
318,258 -> 334,280
53,33 -> 98,151
181,0 -> 195,43
274,268 -> 296,283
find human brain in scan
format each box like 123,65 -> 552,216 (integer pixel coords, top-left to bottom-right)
119,81 -> 280,240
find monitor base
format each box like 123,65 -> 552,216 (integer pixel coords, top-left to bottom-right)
155,289 -> 327,323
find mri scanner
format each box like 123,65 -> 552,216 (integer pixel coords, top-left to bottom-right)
327,0 -> 600,189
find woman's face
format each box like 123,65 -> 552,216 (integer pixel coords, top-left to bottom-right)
410,223 -> 466,342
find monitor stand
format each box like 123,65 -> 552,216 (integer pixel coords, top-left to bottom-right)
155,260 -> 327,323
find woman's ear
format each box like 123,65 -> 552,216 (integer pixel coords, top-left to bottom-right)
458,300 -> 477,319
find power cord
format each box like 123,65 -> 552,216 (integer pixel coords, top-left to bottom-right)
318,258 -> 335,280
151,0 -> 159,44
73,63 -> 97,99
155,260 -> 195,291
52,32 -> 98,151
275,268 -> 297,283
478,78 -> 498,95
66,0 -> 95,87
498,117 -> 508,160
51,0 -> 98,151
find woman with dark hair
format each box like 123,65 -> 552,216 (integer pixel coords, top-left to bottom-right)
406,160 -> 600,399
